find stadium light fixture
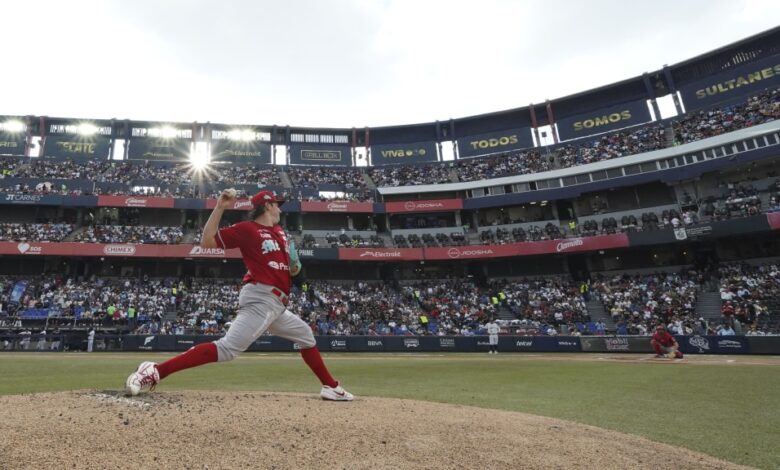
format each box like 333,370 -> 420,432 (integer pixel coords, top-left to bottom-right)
228,129 -> 255,141
160,126 -> 178,139
2,120 -> 25,133
77,123 -> 98,136
190,142 -> 209,170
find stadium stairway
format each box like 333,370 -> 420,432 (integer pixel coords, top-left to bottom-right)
181,229 -> 199,244
279,170 -> 293,189
63,227 -> 87,242
586,298 -> 614,330
664,124 -> 675,147
497,304 -> 515,322
447,166 -> 459,183
695,291 -> 723,322
363,172 -> 376,189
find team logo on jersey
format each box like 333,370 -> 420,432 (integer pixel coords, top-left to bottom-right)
261,239 -> 281,254
267,261 -> 289,271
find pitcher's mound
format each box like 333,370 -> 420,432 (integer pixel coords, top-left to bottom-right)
0,390 -> 750,469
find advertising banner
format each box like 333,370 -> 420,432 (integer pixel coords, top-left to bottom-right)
426,245 -> 517,260
456,128 -> 533,158
579,336 -> 654,353
556,100 -> 652,141
288,144 -> 352,166
128,138 -> 191,161
97,334 -> 780,354
370,141 -> 438,165
674,216 -> 771,241
678,55 -> 780,111
678,335 -> 745,354
296,247 -> 339,260
210,140 -> 272,163
0,235 -> 628,260
1,194 -> 63,205
97,195 -> 176,208
768,211 -> 780,230
508,336 -> 581,352
205,198 -> 254,211
42,135 -> 111,159
424,234 -> 629,260
0,133 -> 26,156
0,242 -> 242,259
384,199 -> 463,213
301,201 -> 375,213
338,247 -> 424,261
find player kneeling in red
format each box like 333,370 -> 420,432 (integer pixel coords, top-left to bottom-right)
125,189 -> 353,401
651,324 -> 684,359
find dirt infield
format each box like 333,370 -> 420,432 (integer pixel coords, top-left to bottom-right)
0,390 -> 756,469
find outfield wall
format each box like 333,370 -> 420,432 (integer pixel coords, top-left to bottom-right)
2,334 -> 777,354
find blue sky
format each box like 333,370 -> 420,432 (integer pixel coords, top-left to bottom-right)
1,0 -> 777,128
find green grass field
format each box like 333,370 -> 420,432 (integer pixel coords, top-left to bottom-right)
1,352 -> 778,469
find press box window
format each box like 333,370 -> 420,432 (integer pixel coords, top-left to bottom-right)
607,168 -> 623,178
575,174 -> 591,184
744,139 -> 756,150
562,176 -> 577,186
512,182 -> 530,193
591,170 -> 607,180
624,164 -> 640,175
640,162 -> 658,172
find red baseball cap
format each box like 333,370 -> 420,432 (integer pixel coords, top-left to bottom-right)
250,190 -> 285,207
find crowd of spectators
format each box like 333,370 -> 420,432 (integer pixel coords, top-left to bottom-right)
556,125 -> 667,168
591,271 -> 701,335
0,275 -> 175,328
673,87 -> 780,145
369,163 -> 454,187
288,167 -> 367,189
0,223 -> 74,242
1,156 -> 26,177
74,225 -> 184,244
98,161 -> 186,185
0,182 -> 85,196
718,262 -> 779,335
2,265 -> 778,338
493,278 -> 590,332
291,279 -> 498,336
209,164 -> 280,186
9,158 -> 112,180
455,150 -> 552,182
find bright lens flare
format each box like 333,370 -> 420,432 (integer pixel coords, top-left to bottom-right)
77,123 -> 98,135
2,120 -> 25,133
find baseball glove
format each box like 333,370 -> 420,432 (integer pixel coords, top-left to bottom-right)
288,240 -> 302,276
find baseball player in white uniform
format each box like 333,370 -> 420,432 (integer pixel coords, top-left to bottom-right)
487,319 -> 500,354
